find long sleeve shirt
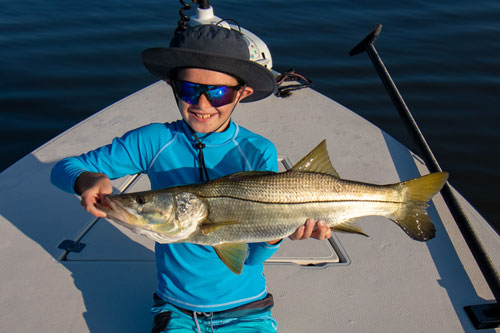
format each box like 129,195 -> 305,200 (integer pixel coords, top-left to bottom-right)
51,119 -> 281,312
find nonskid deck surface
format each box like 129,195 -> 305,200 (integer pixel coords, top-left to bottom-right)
1,82 -> 498,332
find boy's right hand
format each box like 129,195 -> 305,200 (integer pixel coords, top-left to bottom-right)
75,172 -> 112,218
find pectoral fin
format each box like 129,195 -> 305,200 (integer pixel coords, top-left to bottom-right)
200,221 -> 239,235
213,243 -> 249,275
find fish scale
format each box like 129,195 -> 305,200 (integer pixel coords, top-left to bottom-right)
184,171 -> 403,204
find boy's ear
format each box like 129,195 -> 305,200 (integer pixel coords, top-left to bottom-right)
239,86 -> 254,101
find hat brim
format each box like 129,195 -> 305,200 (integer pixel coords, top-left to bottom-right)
142,48 -> 276,102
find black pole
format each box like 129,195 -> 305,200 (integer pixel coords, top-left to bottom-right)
350,24 -> 500,329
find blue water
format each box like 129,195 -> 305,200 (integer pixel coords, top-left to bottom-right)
1,0 -> 499,232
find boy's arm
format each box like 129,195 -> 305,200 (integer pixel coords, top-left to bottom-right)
51,143 -> 141,218
51,125 -> 161,217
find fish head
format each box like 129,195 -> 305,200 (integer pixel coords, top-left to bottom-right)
96,191 -> 206,243
97,191 -> 180,234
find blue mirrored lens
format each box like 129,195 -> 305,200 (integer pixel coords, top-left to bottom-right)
173,81 -> 240,107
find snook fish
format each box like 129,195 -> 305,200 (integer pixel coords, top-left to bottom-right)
96,140 -> 448,274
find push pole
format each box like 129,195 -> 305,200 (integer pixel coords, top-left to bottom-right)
349,24 -> 500,329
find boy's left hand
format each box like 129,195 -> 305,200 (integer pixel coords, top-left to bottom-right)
289,218 -> 331,241
267,218 -> 331,245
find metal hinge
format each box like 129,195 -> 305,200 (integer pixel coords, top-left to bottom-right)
58,240 -> 86,253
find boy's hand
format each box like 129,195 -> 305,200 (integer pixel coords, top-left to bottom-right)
75,172 -> 112,218
267,218 -> 331,244
289,218 -> 331,241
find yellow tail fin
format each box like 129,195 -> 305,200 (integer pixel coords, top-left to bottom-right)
391,172 -> 448,241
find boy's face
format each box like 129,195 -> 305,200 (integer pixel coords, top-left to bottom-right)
171,68 -> 254,133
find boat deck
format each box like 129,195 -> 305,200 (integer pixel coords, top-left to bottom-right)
1,81 -> 498,332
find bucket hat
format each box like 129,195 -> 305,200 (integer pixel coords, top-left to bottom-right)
141,24 -> 276,102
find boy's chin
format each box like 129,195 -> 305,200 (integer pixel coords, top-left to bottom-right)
187,119 -> 229,133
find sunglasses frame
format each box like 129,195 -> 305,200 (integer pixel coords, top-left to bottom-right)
171,80 -> 244,107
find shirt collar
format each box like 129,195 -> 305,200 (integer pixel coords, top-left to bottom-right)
181,120 -> 238,146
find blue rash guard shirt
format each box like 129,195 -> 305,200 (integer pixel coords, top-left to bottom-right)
51,120 -> 281,312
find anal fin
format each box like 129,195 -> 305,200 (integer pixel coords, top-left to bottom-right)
331,221 -> 369,237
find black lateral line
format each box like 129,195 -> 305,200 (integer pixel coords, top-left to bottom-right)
198,195 -> 403,205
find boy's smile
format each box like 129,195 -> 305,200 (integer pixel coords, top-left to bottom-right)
173,68 -> 253,133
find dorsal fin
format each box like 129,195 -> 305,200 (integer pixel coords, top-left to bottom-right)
291,140 -> 339,177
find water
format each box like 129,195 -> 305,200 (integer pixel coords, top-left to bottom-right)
1,0 -> 498,233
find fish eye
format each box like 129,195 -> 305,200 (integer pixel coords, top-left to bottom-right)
136,196 -> 146,205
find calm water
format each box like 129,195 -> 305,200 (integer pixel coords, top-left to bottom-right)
1,0 -> 499,233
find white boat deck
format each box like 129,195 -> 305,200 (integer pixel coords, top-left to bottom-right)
1,81 -> 499,332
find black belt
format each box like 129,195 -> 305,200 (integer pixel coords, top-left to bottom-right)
153,293 -> 274,318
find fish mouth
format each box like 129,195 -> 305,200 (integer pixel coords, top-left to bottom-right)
95,196 -> 139,227
94,196 -> 112,215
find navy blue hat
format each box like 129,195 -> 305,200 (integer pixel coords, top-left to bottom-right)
141,24 -> 276,102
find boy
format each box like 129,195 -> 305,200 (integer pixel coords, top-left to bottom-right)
51,24 -> 330,332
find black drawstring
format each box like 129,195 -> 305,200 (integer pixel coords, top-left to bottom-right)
190,130 -> 210,182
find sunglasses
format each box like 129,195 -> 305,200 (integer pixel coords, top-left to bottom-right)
171,80 -> 243,107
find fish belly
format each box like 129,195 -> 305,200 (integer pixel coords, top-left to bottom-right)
188,197 -> 403,245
